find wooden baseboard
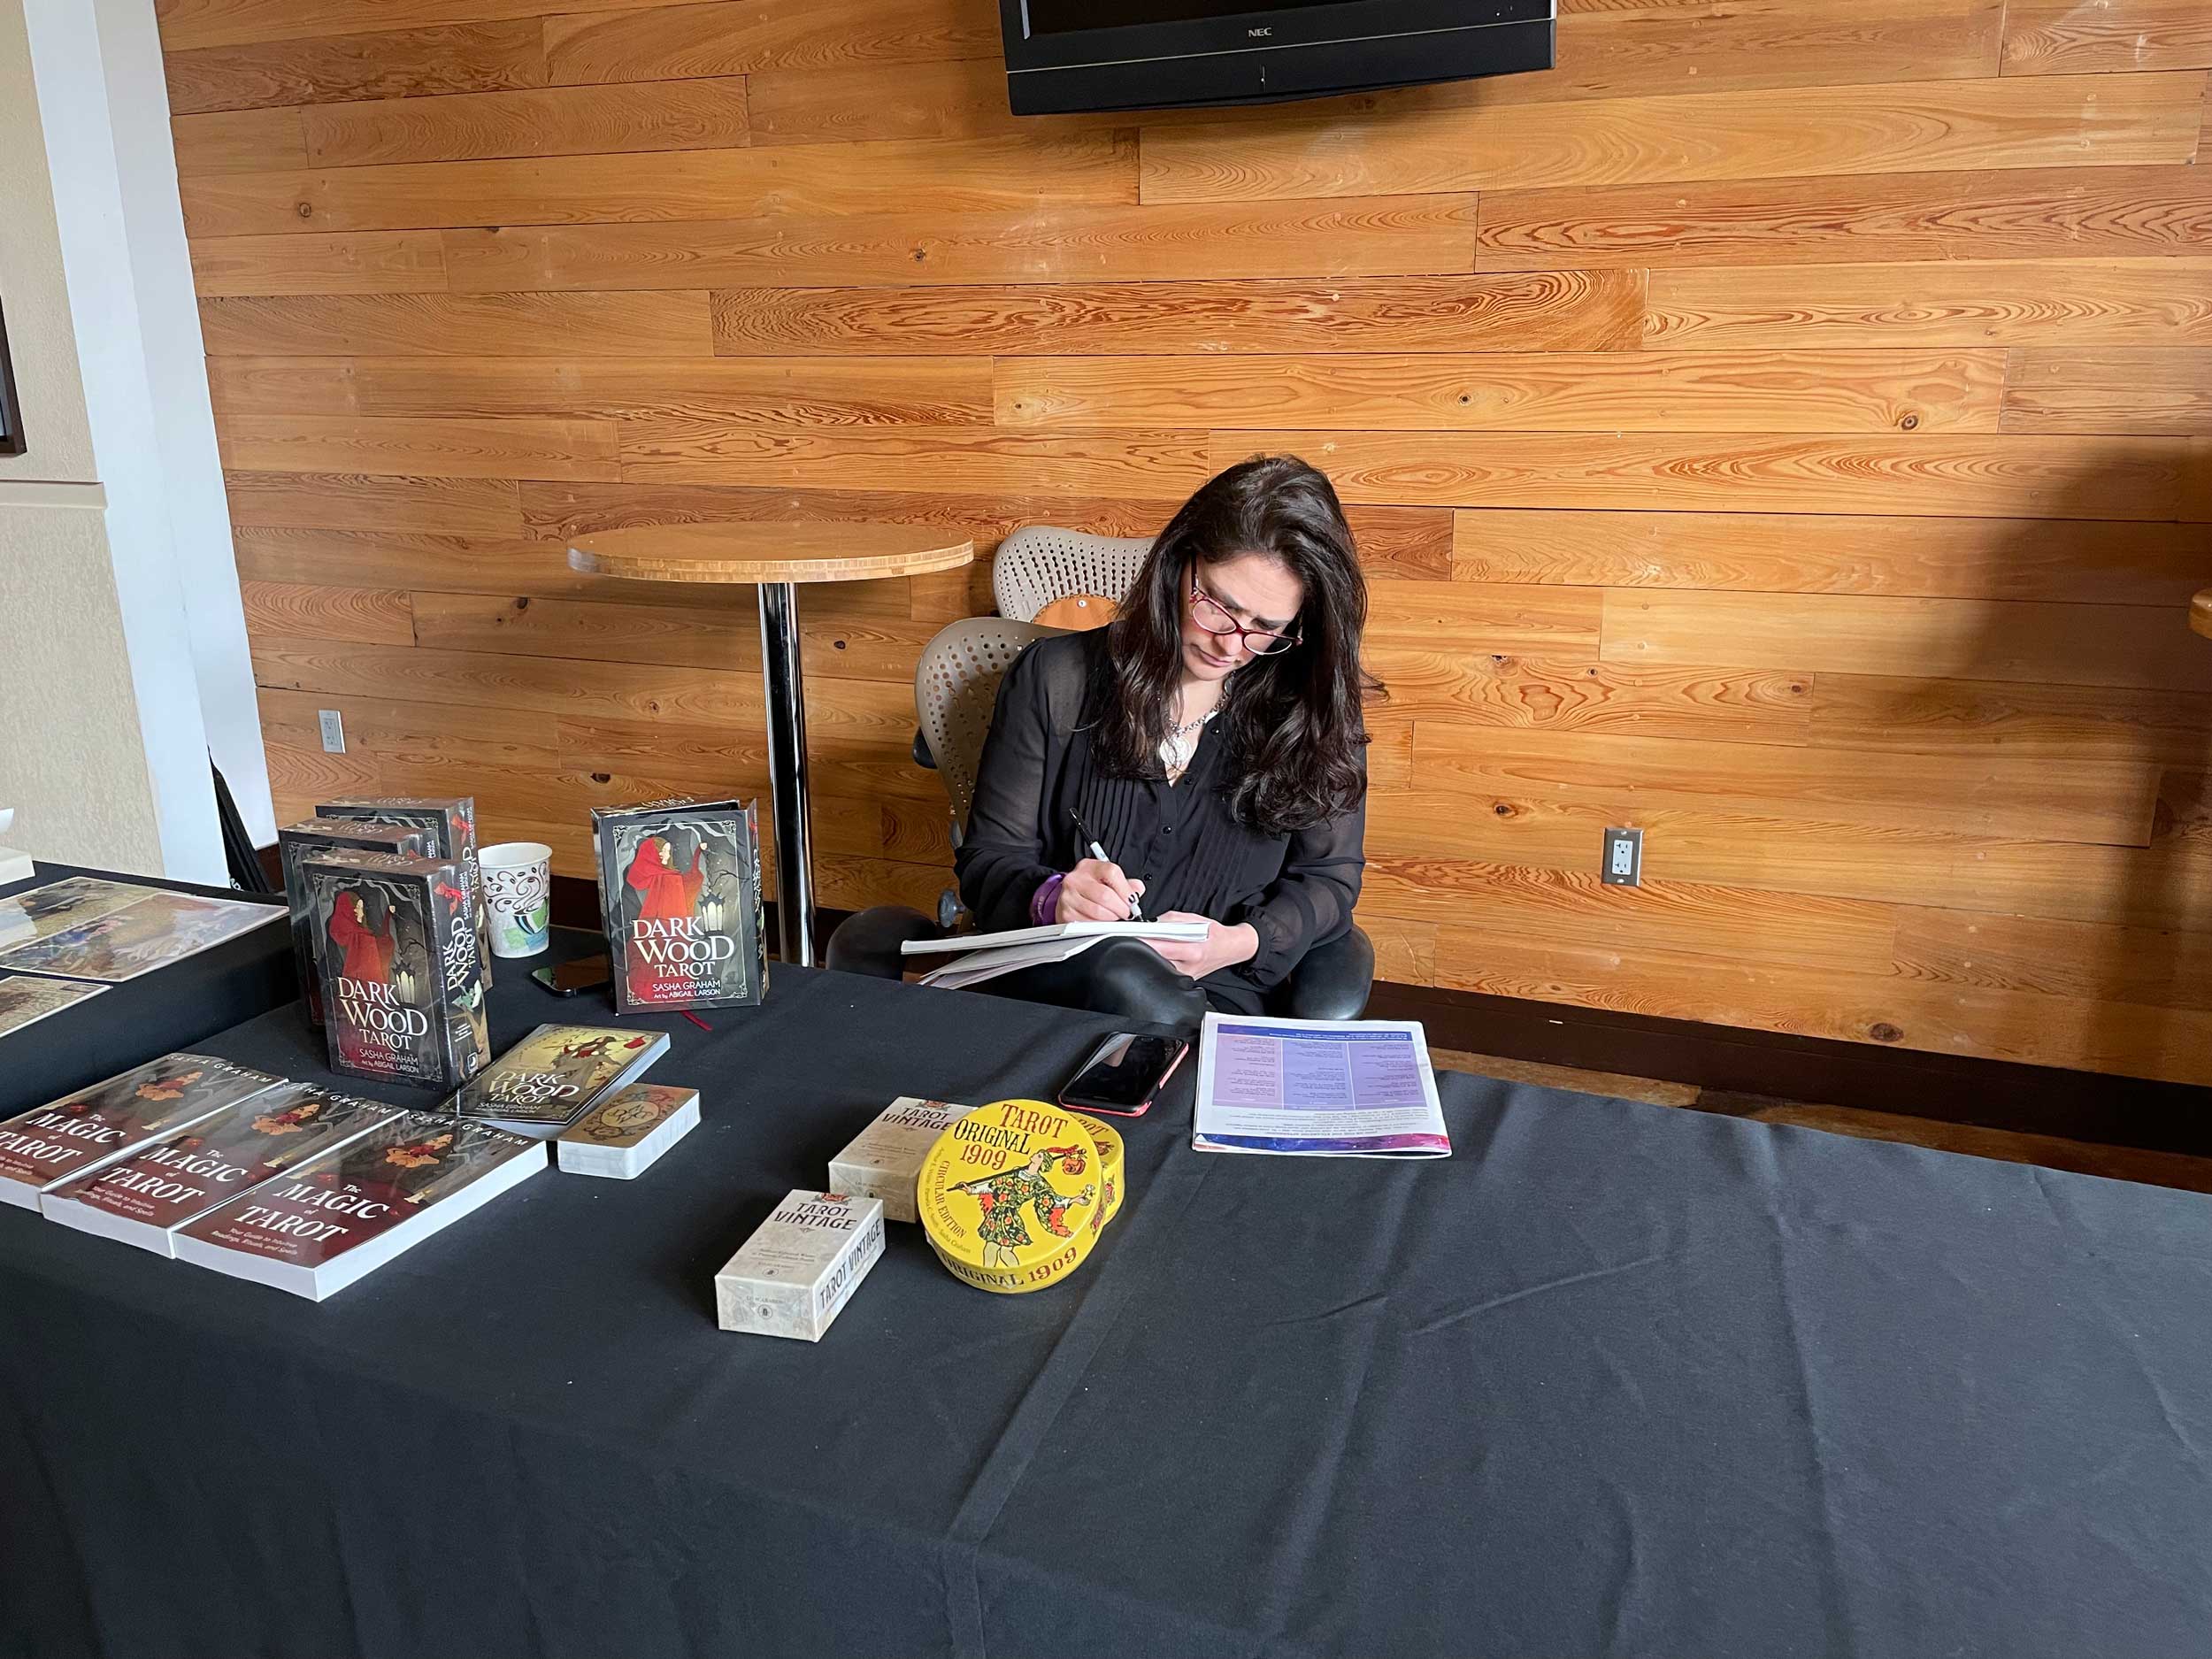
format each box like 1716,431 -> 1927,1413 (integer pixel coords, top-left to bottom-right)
1367,979 -> 2212,1161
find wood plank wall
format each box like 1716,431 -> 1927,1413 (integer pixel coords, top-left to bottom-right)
157,0 -> 2212,1082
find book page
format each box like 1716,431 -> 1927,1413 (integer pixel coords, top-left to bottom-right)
902,919 -> 1207,956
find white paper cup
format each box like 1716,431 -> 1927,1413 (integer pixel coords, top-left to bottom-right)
480,841 -> 552,957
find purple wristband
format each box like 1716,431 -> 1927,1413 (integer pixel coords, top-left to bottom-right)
1031,872 -> 1065,926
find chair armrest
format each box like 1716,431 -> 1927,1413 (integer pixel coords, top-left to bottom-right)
1273,926 -> 1376,1021
825,905 -> 948,979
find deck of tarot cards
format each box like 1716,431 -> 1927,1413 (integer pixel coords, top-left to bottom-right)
556,1084 -> 699,1179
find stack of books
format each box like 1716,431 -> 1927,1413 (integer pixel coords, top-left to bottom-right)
42,1080 -> 392,1257
298,850 -> 490,1092
173,1111 -> 545,1302
3,1052 -> 549,1300
0,1053 -> 281,1210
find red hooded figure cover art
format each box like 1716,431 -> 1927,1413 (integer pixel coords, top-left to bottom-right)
317,795 -> 493,990
277,817 -> 432,1026
593,798 -> 765,1014
302,852 -> 488,1091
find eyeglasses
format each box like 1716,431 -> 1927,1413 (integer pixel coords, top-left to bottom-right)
1189,580 -> 1301,656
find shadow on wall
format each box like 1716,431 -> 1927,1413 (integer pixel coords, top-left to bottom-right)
1865,456 -> 2212,1095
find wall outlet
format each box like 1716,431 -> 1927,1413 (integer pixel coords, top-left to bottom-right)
318,709 -> 345,754
1601,826 -> 1641,886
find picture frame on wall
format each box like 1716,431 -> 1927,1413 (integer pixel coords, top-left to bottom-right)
0,299 -> 22,457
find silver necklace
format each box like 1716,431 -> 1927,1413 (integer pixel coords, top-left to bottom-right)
1170,689 -> 1219,734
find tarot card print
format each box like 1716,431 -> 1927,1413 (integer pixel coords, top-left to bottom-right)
0,877 -> 160,950
0,891 -> 279,982
0,974 -> 106,1038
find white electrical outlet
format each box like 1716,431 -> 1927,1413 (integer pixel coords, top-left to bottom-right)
1601,826 -> 1641,887
318,710 -> 345,754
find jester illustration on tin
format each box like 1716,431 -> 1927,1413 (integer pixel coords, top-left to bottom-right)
947,1145 -> 1094,1271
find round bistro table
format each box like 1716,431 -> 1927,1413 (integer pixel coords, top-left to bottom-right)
568,522 -> 976,968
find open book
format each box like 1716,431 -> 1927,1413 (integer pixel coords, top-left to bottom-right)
901,919 -> 1208,991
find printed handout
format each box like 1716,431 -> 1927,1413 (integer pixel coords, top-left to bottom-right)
1193,1012 -> 1450,1158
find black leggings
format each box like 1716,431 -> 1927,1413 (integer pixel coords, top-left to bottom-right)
980,935 -> 1257,1033
825,908 -> 1371,1031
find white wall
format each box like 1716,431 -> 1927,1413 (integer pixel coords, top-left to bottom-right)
0,0 -> 163,873
0,0 -> 270,879
85,0 -> 274,849
0,502 -> 168,870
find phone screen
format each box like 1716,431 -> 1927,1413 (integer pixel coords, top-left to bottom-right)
532,955 -> 611,996
1060,1032 -> 1189,1117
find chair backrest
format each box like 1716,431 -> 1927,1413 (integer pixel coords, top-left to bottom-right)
915,618 -> 1064,832
992,526 -> 1154,623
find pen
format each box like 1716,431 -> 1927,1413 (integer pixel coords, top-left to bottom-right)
1069,806 -> 1143,921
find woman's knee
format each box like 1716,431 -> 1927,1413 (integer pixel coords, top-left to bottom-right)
1085,938 -> 1206,1030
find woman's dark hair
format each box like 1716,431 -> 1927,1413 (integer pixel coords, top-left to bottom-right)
1094,454 -> 1378,836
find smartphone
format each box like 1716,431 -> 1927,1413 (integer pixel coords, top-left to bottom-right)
531,955 -> 611,997
1059,1032 -> 1190,1118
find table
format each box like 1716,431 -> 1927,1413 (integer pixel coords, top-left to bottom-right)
5,945 -> 2212,1657
0,860 -> 290,1121
569,522 -> 975,968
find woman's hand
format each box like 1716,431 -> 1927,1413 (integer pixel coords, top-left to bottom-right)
1056,857 -> 1145,923
1144,910 -> 1259,980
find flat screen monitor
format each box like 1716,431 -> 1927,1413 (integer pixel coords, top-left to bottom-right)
1000,0 -> 1555,114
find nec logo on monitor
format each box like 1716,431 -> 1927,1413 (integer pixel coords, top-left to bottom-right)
1001,0 -> 1555,115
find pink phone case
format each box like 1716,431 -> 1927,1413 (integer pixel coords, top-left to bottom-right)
1060,1038 -> 1188,1118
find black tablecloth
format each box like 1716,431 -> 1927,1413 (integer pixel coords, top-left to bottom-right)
4,943 -> 2210,1658
0,862 -> 290,1121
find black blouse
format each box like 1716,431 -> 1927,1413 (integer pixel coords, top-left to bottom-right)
955,631 -> 1365,996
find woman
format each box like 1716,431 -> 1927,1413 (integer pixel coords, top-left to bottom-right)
955,455 -> 1376,1028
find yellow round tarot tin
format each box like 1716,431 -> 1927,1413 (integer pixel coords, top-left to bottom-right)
918,1098 -> 1106,1294
1069,1112 -> 1125,1235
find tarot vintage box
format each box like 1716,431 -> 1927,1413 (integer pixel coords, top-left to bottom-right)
828,1097 -> 974,1225
713,1190 -> 885,1342
319,795 -> 492,987
593,797 -> 766,1014
278,817 -> 434,1025
300,851 -> 489,1092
